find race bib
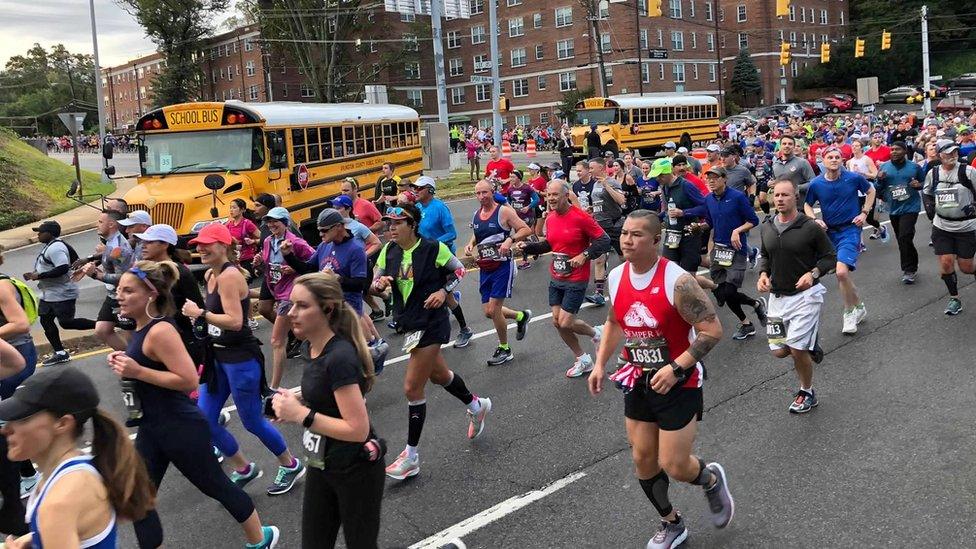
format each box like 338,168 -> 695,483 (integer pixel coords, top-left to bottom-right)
624,337 -> 671,370
592,203 -> 603,214
113,307 -> 135,331
935,188 -> 960,210
207,323 -> 223,338
303,429 -> 326,469
120,380 -> 143,422
268,263 -> 283,284
477,242 -> 503,262
766,316 -> 787,346
891,185 -> 910,201
711,244 -> 735,267
664,229 -> 682,249
402,330 -> 424,353
551,253 -> 573,276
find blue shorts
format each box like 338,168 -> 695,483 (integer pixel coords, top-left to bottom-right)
827,224 -> 861,270
480,261 -> 515,303
548,279 -> 588,315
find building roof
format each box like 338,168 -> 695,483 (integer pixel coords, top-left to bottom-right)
608,94 -> 719,109
225,101 -> 419,126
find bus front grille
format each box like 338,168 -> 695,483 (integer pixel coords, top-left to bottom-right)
129,203 -> 184,230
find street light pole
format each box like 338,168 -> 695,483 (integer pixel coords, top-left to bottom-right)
89,0 -> 108,182
713,0 -> 724,115
488,0 -> 502,145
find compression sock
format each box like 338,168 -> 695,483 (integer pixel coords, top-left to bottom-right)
407,400 -> 427,448
595,278 -> 606,295
639,471 -> 673,517
452,305 -> 468,329
499,343 -> 510,350
515,311 -> 525,322
691,457 -> 715,489
760,201 -> 770,214
942,272 -> 959,296
442,372 -> 475,406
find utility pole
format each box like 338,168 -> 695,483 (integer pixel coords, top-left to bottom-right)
430,0 -> 449,125
921,4 -> 932,115
88,0 -> 108,182
586,0 -> 609,97
635,0 -> 643,96
713,0 -> 724,115
133,64 -> 143,116
488,0 -> 502,145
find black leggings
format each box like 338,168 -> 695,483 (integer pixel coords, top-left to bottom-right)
38,299 -> 96,353
302,461 -> 385,549
0,436 -> 27,537
859,196 -> 882,230
712,282 -> 756,322
133,416 -> 255,548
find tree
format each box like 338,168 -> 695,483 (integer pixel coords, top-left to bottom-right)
557,87 -> 596,124
118,0 -> 230,106
730,49 -> 762,107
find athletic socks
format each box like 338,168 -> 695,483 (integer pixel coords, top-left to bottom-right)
515,311 -> 525,322
499,343 -> 510,350
466,396 -> 482,414
691,457 -> 715,488
236,463 -> 252,475
442,372 -> 475,405
595,278 -> 606,295
405,445 -> 419,459
942,272 -> 959,296
452,305 -> 468,329
407,400 -> 427,447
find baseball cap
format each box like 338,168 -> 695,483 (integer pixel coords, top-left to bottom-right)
939,142 -> 960,154
188,223 -> 233,246
134,224 -> 178,246
527,163 -> 541,171
671,154 -> 689,166
705,144 -> 721,153
664,141 -> 677,149
649,158 -> 673,177
118,210 -> 152,227
32,220 -> 61,237
677,146 -> 689,154
720,146 -> 739,157
412,175 -> 436,190
263,206 -> 291,223
254,194 -> 276,210
512,169 -> 523,180
382,205 -> 414,222
330,195 -> 354,210
316,208 -> 344,228
0,367 -> 99,422
705,166 -> 727,177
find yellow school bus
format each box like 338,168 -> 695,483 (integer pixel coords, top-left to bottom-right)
570,94 -> 719,158
124,101 -> 423,241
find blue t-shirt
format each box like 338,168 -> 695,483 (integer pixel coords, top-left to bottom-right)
344,218 -> 373,243
417,198 -> 457,253
311,238 -> 367,311
876,160 -> 924,216
685,187 -> 759,255
804,169 -> 872,227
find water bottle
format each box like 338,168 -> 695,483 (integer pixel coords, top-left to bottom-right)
667,198 -> 677,226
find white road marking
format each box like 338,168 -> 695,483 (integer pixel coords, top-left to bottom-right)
408,471 -> 587,549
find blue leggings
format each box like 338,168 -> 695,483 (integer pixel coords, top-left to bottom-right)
198,358 -> 287,458
2,342 -> 36,400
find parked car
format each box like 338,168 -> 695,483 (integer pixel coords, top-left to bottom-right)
936,91 -> 976,114
820,96 -> 852,113
948,73 -> 976,89
880,86 -> 922,103
834,93 -> 857,105
769,103 -> 805,118
801,101 -> 829,118
741,106 -> 782,119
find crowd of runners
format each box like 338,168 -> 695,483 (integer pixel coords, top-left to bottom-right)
0,106 -> 974,548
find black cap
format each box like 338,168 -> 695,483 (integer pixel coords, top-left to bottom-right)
254,194 -> 276,210
0,367 -> 99,422
671,154 -> 689,166
32,220 -> 61,237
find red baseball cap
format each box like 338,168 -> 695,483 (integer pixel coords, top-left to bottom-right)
188,223 -> 233,246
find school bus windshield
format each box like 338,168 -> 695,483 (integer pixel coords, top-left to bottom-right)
141,128 -> 265,175
573,108 -> 618,126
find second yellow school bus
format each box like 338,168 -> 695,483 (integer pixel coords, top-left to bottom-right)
124,100 -> 423,242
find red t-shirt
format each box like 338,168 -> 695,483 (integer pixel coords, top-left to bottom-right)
529,175 -> 548,193
544,205 -> 606,283
485,158 -> 515,181
353,198 -> 381,230
683,172 -> 709,195
865,145 -> 891,164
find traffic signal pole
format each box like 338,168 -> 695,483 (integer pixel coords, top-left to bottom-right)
921,4 -> 932,115
488,0 -> 502,145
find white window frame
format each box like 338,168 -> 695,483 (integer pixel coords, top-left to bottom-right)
557,38 -> 575,60
555,6 -> 572,28
513,78 -> 529,97
515,114 -> 531,126
738,33 -> 748,50
705,0 -> 713,21
709,63 -> 717,82
673,62 -> 685,83
400,12 -> 415,22
245,60 -> 255,76
604,65 -> 614,87
449,58 -> 463,76
641,62 -> 650,83
405,62 -> 421,80
538,75 -> 548,90
558,71 -> 576,91
533,13 -> 543,28
406,89 -> 423,107
601,33 -> 612,54
672,31 -> 684,51
539,112 -> 549,125
689,0 -> 696,17
737,5 -> 746,22
300,84 -> 315,98
820,9 -> 828,25
640,29 -> 648,50
447,31 -> 460,49
509,17 -> 524,38
475,83 -> 491,102
451,87 -> 466,105
691,32 -> 697,49
507,0 -> 522,5
692,63 -> 699,80
669,0 -> 682,18
535,44 -> 544,60
471,0 -> 484,15
471,25 -> 486,45
789,5 -> 795,21
659,63 -> 665,80
707,32 -> 714,52
473,54 -> 489,73
511,47 -> 527,67
249,85 -> 259,100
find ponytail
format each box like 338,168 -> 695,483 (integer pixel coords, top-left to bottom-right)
86,409 -> 156,520
329,302 -> 375,393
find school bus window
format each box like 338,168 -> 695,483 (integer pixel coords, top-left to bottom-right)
364,125 -> 375,153
319,128 -> 332,160
267,130 -> 288,169
373,124 -> 383,152
292,128 -> 306,164
306,128 -> 321,162
330,127 -> 343,158
620,110 -> 630,125
355,125 -> 365,155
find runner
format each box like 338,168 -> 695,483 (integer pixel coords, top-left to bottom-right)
587,210 -> 733,549
118,210 -> 153,260
341,177 -> 383,233
79,210 -> 135,351
515,180 -> 611,377
502,170 -> 540,270
772,135 -> 817,197
181,224 -> 305,497
110,261 -> 280,548
658,158 -> 708,273
922,142 -> 976,315
226,199 -> 261,278
583,158 -> 627,306
0,338 -> 28,536
875,141 -> 925,283
463,180 -> 534,365
684,167 -> 767,340
758,179 -> 836,413
847,140 -> 888,243
374,162 -> 402,210
0,368 -> 155,549
803,147 -> 873,334
373,203 -> 492,480
23,221 -> 95,366
273,272 -> 384,549
484,146 -> 515,183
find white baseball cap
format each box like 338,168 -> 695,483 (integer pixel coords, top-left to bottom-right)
119,210 -> 152,227
677,146 -> 689,154
705,144 -> 721,152
134,224 -> 178,245
664,141 -> 677,149
413,175 -> 436,189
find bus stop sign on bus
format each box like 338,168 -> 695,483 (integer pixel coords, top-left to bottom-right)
296,163 -> 309,190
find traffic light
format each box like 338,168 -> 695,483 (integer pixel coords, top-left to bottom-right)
775,0 -> 790,17
854,38 -> 865,58
499,95 -> 509,113
881,30 -> 892,50
646,0 -> 662,17
780,42 -> 792,66
820,42 -> 830,63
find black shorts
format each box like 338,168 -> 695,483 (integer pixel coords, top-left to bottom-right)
548,280 -> 588,315
931,226 -> 976,259
624,385 -> 703,431
96,296 -> 135,331
699,227 -> 712,256
38,299 -> 76,318
259,278 -> 274,301
415,316 -> 451,349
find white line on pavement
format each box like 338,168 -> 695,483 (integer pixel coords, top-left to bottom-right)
408,471 -> 587,549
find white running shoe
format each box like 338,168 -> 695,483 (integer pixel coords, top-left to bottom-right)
467,397 -> 492,439
565,353 -> 595,378
841,309 -> 857,334
591,325 -> 603,348
385,450 -> 420,480
852,303 -> 866,325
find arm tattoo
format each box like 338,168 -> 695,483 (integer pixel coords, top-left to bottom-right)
688,333 -> 720,361
675,274 -> 717,324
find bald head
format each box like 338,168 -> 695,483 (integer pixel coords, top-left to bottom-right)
546,179 -> 572,213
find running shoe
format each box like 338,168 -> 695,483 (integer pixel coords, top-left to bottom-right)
852,303 -> 866,325
841,309 -> 857,334
748,246 -> 759,269
646,516 -> 688,549
754,297 -> 768,327
386,450 -> 420,480
41,351 -> 70,367
879,226 -> 890,243
229,463 -> 262,489
442,539 -> 467,549
703,462 -> 734,528
387,318 -> 399,330
858,242 -> 868,253
788,390 -> 818,413
945,297 -> 963,316
902,272 -> 917,285
245,525 -> 280,549
566,354 -> 595,378
453,327 -> 473,348
247,318 -> 260,331
219,409 -> 232,427
370,338 -> 390,374
267,460 -> 306,496
369,309 -> 385,322
592,326 -> 604,348
731,323 -> 756,340
868,229 -> 881,240
585,293 -> 607,306
517,260 -> 532,270
467,397 -> 492,439
516,309 -> 532,341
486,346 -> 514,366
20,472 -> 39,499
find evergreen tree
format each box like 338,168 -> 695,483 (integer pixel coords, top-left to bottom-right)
730,49 -> 762,107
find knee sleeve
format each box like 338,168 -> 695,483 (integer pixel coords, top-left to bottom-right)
639,471 -> 673,517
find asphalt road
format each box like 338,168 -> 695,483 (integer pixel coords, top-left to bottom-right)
28,212 -> 976,548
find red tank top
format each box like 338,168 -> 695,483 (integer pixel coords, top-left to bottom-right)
612,257 -> 702,389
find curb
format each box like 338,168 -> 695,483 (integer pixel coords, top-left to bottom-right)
4,221 -> 98,251
34,333 -> 105,360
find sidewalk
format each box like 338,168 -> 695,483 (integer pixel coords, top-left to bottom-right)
0,178 -> 136,251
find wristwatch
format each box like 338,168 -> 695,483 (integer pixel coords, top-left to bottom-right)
670,362 -> 689,383
810,267 -> 821,279
581,250 -> 591,260
302,409 -> 317,428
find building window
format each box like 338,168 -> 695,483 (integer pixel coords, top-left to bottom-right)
475,84 -> 490,102
705,1 -> 713,21
405,62 -> 421,79
538,75 -> 548,90
598,2 -> 609,17
282,83 -> 288,97
800,6 -> 806,22
738,33 -> 748,49
513,78 -> 529,97
669,0 -> 682,18
791,61 -> 798,78
640,29 -> 648,50
820,10 -> 828,25
451,87 -> 465,105
691,32 -> 697,49
557,39 -> 575,59
511,47 -> 526,67
516,114 -> 531,126
471,25 -> 486,44
471,0 -> 484,15
403,34 -> 419,51
244,38 -> 254,51
692,63 -> 699,80
672,31 -> 684,51
369,41 -> 378,53
840,11 -> 844,25
604,65 -> 613,87
659,63 -> 665,80
555,6 -> 572,27
473,54 -> 489,73
245,60 -> 255,76
673,63 -> 685,83
601,33 -> 612,54
789,5 -> 795,21
407,90 -> 423,107
449,58 -> 463,76
509,17 -> 524,37
690,0 -> 696,17
447,31 -> 460,49
789,31 -> 796,46
720,34 -> 727,48
709,63 -> 716,82
535,44 -> 544,60
533,13 -> 543,28
540,112 -> 549,125
401,12 -> 415,22
719,6 -> 724,21
249,85 -> 259,100
300,84 -> 315,97
737,5 -> 746,22
558,71 -> 576,91
641,62 -> 649,83
657,29 -> 664,47
507,0 -> 521,5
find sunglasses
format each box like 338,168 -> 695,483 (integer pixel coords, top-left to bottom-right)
317,223 -> 342,233
386,207 -> 408,217
129,266 -> 158,295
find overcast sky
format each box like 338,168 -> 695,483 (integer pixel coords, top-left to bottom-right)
0,0 -> 233,69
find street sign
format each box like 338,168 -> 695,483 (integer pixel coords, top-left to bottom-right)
930,74 -> 943,81
470,75 -> 494,84
474,61 -> 494,71
647,49 -> 668,59
857,77 -> 879,106
296,164 -> 309,191
57,112 -> 87,136
862,104 -> 876,113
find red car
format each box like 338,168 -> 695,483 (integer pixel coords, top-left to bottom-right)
819,96 -> 852,113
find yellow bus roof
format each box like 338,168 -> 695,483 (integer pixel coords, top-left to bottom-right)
226,101 -> 419,126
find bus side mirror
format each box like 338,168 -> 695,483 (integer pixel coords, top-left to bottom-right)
104,165 -> 116,176
204,174 -> 226,191
102,142 -> 113,159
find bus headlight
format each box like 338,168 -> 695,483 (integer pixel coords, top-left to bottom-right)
190,218 -> 227,233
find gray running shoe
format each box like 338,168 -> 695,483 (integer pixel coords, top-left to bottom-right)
453,327 -> 473,348
902,272 -> 917,285
515,309 -> 532,341
486,346 -> 514,366
41,351 -> 70,367
731,323 -> 756,340
945,297 -> 963,316
703,462 -> 734,529
646,516 -> 688,549
267,461 -> 306,496
585,293 -> 606,306
788,390 -> 818,414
